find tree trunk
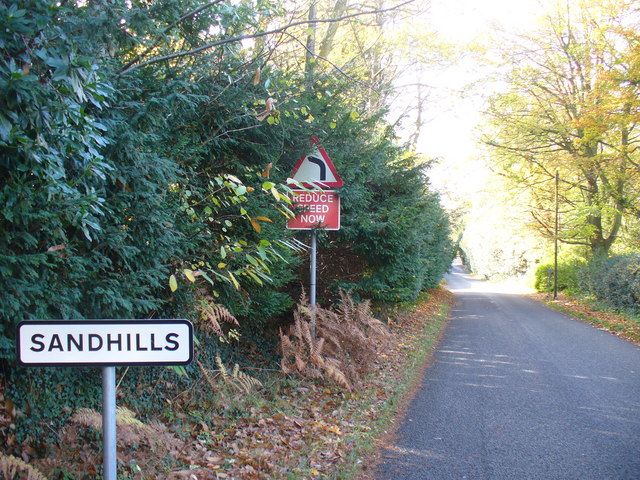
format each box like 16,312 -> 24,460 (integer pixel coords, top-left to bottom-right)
319,0 -> 347,59
408,82 -> 424,150
305,0 -> 317,91
367,0 -> 385,113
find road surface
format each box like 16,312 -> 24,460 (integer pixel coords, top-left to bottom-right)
376,264 -> 640,479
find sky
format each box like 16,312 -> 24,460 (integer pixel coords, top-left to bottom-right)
412,0 -> 546,202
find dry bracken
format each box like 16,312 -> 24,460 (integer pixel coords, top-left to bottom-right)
280,290 -> 389,390
40,405 -> 185,477
197,293 -> 239,335
0,454 -> 48,480
200,355 -> 263,395
71,407 -> 146,431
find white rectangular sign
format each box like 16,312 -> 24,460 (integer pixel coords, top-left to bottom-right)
17,320 -> 193,367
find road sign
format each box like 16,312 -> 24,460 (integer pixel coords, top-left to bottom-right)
17,319 -> 194,480
287,190 -> 340,230
287,137 -> 344,340
17,320 -> 193,367
288,136 -> 344,189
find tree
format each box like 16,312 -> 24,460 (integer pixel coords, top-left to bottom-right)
484,0 -> 640,255
2,1 -> 453,453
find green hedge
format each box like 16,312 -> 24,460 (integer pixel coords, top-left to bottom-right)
534,255 -> 640,314
1,0 -> 453,449
579,254 -> 640,312
533,260 -> 584,295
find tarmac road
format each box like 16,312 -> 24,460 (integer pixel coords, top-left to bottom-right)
376,264 -> 640,480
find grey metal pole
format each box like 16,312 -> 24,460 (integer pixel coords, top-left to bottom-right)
102,366 -> 117,480
310,230 -> 317,338
554,170 -> 559,300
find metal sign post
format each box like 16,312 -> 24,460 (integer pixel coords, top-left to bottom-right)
554,170 -> 559,300
102,366 -> 117,480
310,230 -> 317,338
287,136 -> 343,340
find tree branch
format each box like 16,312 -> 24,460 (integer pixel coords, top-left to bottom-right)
280,31 -> 363,86
119,0 -> 417,75
121,0 -> 226,73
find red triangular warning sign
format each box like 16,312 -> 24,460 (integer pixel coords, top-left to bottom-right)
288,136 -> 344,189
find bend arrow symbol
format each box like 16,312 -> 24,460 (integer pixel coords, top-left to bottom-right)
307,156 -> 326,181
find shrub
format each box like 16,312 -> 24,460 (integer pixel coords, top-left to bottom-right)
535,255 -> 640,315
579,254 -> 640,312
0,454 -> 48,480
35,407 -> 184,479
534,260 -> 584,294
1,0 -> 452,459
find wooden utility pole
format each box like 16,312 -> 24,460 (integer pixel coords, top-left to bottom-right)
554,170 -> 559,300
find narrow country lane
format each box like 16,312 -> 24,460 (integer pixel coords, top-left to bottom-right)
376,264 -> 640,480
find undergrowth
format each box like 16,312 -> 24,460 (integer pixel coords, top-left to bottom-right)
280,291 -> 390,390
0,454 -> 48,480
6,289 -> 452,479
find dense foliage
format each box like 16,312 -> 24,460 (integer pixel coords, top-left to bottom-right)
484,1 -> 640,255
0,0 -> 452,455
537,255 -> 640,315
326,130 -> 452,302
580,255 -> 640,312
534,260 -> 584,295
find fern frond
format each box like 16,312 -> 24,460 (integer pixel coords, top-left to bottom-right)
210,355 -> 263,394
235,371 -> 263,393
70,408 -> 102,429
116,407 -> 145,428
310,352 -> 325,368
71,407 -> 149,433
298,288 -> 309,306
295,356 -> 306,372
281,357 -> 292,375
300,319 -> 314,352
324,362 -> 351,391
197,359 -> 215,390
0,454 -> 49,480
215,354 -> 228,380
314,337 -> 325,357
294,315 -> 305,342
198,295 -> 239,335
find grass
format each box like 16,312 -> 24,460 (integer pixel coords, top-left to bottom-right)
538,292 -> 640,345
330,289 -> 453,480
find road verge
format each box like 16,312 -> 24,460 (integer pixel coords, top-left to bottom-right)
536,293 -> 640,345
14,289 -> 454,479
